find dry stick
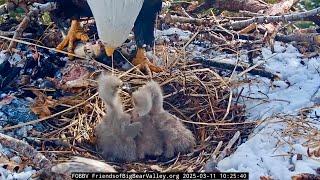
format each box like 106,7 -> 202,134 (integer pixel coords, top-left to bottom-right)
193,57 -> 277,79
179,118 -> 257,126
217,131 -> 241,162
8,2 -> 57,49
213,141 -> 224,157
47,157 -> 116,175
202,141 -> 223,172
160,14 -> 210,25
0,35 -> 87,60
225,7 -> 320,30
191,0 -> 269,14
221,90 -> 233,122
237,61 -> 265,78
203,131 -> 241,172
0,133 -> 52,169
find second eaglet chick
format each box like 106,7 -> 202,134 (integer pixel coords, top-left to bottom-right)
133,81 -> 196,159
95,74 -> 142,162
131,88 -> 163,160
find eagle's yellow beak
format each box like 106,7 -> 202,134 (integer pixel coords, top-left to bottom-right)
105,47 -> 115,57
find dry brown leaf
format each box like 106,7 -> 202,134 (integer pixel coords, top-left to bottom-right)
88,134 -> 97,145
31,90 -> 58,118
58,97 -> 85,106
239,23 -> 257,34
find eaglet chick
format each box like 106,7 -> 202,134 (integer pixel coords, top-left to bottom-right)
95,74 -> 142,162
132,81 -> 196,159
131,87 -> 163,160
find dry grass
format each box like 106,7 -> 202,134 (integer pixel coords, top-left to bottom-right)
278,111 -> 320,151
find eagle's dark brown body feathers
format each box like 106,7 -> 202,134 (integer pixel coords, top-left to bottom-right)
48,0 -> 92,21
48,0 -> 162,48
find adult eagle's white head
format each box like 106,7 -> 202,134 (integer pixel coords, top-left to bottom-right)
87,0 -> 144,56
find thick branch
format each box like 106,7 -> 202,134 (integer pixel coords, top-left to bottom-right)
275,33 -> 320,45
190,0 -> 269,14
214,0 -> 269,13
225,7 -> 320,30
0,133 -> 52,169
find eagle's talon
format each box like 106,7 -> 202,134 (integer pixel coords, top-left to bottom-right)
56,20 -> 89,59
132,48 -> 163,73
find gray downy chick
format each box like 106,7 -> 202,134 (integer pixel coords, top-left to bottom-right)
95,74 -> 142,162
131,87 -> 163,160
135,81 -> 196,159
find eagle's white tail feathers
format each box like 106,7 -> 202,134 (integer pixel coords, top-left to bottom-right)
87,0 -> 144,49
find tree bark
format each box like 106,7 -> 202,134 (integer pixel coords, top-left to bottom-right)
190,0 -> 269,14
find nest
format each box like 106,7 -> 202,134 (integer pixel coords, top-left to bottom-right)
12,57 -> 256,172
0,12 -> 256,171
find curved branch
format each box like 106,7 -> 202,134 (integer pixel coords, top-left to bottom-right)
225,7 -> 320,30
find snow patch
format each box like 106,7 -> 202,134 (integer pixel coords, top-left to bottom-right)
156,28 -> 192,43
242,43 -> 320,120
218,120 -> 319,180
217,42 -> 320,179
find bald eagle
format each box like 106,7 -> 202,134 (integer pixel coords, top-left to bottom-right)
50,0 -> 163,72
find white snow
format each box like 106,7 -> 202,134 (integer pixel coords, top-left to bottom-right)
216,42 -> 320,179
155,28 -> 192,43
218,119 -> 320,180
240,44 -> 319,120
156,28 -> 192,38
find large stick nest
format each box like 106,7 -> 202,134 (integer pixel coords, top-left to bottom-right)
17,58 -> 256,172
